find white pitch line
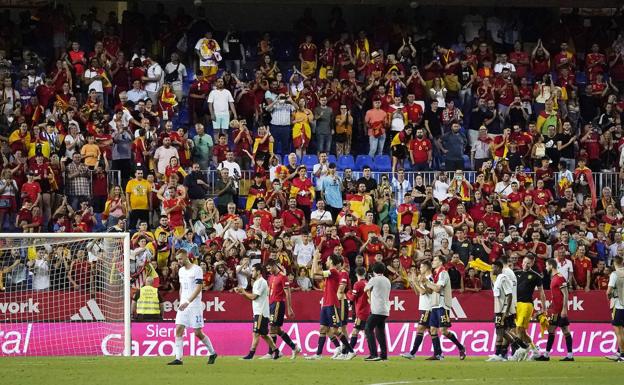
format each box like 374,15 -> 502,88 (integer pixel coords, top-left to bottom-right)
369,377 -> 574,385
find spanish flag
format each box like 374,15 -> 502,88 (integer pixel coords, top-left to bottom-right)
160,84 -> 178,108
245,185 -> 266,212
346,193 -> 370,220
574,165 -> 597,208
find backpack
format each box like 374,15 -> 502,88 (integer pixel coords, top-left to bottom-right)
164,63 -> 180,83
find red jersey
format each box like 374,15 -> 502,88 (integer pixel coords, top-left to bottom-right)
339,225 -> 360,256
213,144 -> 228,163
268,273 -> 289,303
549,273 -> 567,314
163,198 -> 184,227
509,51 -> 529,78
363,241 -> 384,267
572,257 -> 592,288
299,43 -> 317,62
409,138 -> 432,164
322,268 -> 341,307
339,270 -> 350,293
405,102 -> 423,124
349,279 -> 371,320
21,181 -> 41,203
281,209 -> 305,234
531,188 -> 553,206
291,177 -> 314,206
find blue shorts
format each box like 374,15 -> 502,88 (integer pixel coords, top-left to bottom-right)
612,309 -> 624,327
253,314 -> 269,336
270,301 -> 285,327
213,113 -> 230,130
338,299 -> 349,326
430,308 -> 451,328
319,305 -> 340,328
418,310 -> 431,327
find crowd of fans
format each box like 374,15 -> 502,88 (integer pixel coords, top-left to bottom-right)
1,4 -> 624,296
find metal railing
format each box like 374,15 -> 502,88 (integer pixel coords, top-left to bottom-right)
195,169 -> 622,199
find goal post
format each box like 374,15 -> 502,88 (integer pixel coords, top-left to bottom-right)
0,233 -> 131,357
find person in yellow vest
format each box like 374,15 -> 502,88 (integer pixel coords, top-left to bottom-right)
132,277 -> 163,321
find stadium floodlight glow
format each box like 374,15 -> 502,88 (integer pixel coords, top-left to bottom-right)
0,233 -> 131,357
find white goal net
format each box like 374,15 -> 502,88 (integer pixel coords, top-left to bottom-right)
0,233 -> 130,356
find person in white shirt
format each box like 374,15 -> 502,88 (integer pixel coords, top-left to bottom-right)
143,56 -> 163,105
310,200 -> 334,227
494,53 -> 517,74
236,257 -> 252,289
224,218 -> 247,243
164,52 -> 187,101
554,249 -> 574,283
606,255 -> 624,361
0,77 -> 19,117
364,262 -> 392,361
28,248 -> 50,291
392,170 -> 412,205
293,233 -> 315,268
208,77 -> 237,135
217,150 -> 242,189
83,58 -> 104,103
127,79 -> 148,104
432,173 -> 450,202
312,152 -> 330,193
235,263 -> 281,360
401,260 -> 435,359
168,250 -> 217,365
153,137 -> 179,176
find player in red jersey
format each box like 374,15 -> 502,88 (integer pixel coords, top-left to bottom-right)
535,259 -> 574,361
306,252 -> 346,360
261,260 -> 301,359
336,245 -> 356,360
347,266 -> 370,354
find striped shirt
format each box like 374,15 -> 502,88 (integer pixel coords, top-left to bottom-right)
270,103 -> 295,126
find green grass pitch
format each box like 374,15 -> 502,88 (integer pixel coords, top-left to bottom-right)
2,356 -> 622,385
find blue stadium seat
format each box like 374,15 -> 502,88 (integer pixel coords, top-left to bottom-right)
355,155 -> 373,171
327,155 -> 337,164
463,154 -> 471,170
373,155 -> 392,172
302,154 -> 318,170
337,155 -> 355,171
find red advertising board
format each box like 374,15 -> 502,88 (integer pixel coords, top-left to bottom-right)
0,290 -> 612,322
160,290 -> 612,323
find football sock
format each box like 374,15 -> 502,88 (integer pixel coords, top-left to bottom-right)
200,336 -> 216,355
349,335 -> 358,350
431,334 -> 442,356
565,334 -> 573,354
546,333 -> 555,353
278,331 -> 296,349
339,335 -> 354,353
330,336 -> 341,348
316,335 -> 327,356
410,332 -> 424,355
494,344 -> 503,356
175,336 -> 184,360
444,332 -> 464,350
245,349 -> 256,359
268,335 -> 277,354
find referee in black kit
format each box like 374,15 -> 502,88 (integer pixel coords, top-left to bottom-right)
364,262 -> 391,361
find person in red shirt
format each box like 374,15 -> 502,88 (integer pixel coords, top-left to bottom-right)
212,134 -> 229,165
491,127 -> 511,159
526,231 -> 548,272
338,214 -> 362,261
307,252 -> 348,359
552,42 -> 576,77
347,267 -> 370,353
509,41 -> 530,79
404,93 -> 423,126
162,186 -> 186,236
281,198 -> 306,236
409,127 -> 432,171
463,267 -> 482,292
359,232 -> 385,268
571,245 -> 593,291
482,203 -> 503,233
299,35 -> 317,77
535,259 -> 574,361
21,173 -> 42,206
290,166 -> 314,219
266,260 -> 299,358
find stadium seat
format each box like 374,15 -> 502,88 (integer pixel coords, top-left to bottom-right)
327,155 -> 337,164
463,155 -> 471,170
337,155 -> 355,171
373,155 -> 392,172
302,154 -> 318,170
355,155 -> 373,171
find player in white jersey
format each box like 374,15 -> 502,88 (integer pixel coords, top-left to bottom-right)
168,250 -> 217,365
401,260 -> 435,359
425,255 -> 466,360
236,263 -> 281,360
606,255 -> 624,361
488,260 -> 529,362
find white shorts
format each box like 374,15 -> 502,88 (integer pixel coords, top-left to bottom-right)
175,307 -> 204,329
213,113 -> 230,129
